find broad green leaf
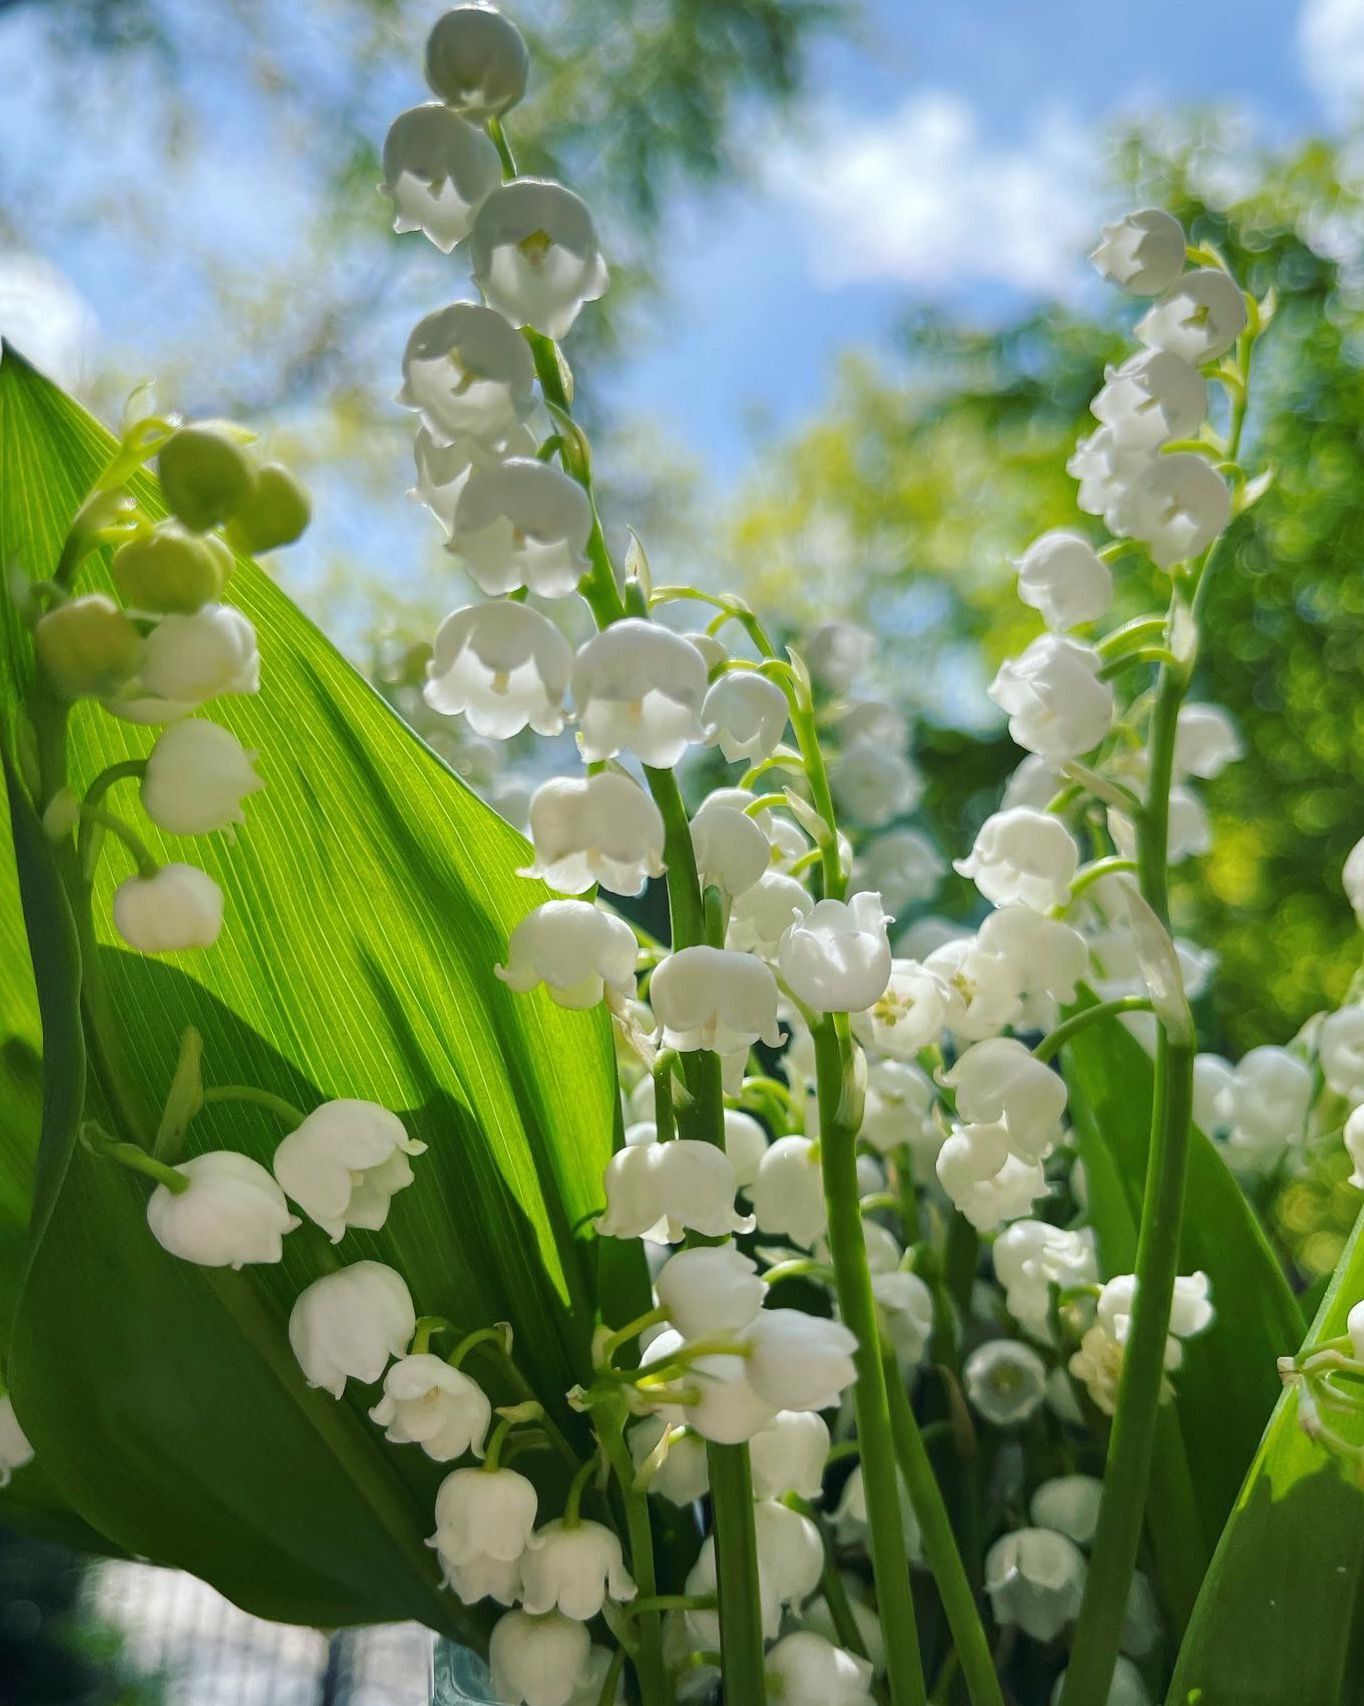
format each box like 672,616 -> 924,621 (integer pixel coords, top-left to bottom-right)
1168,1206 -> 1364,1706
1063,1000 -> 1304,1626
0,347 -> 634,1631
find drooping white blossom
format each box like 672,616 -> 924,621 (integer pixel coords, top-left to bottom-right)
642,1330 -> 776,1444
128,604 -> 260,715
1091,349 -> 1207,450
519,1520 -> 636,1621
860,1057 -> 939,1159
113,864 -> 224,954
496,899 -> 637,1009
830,746 -> 923,828
424,5 -> 530,117
141,719 -> 263,835
764,1632 -> 876,1706
381,104 -> 501,251
851,829 -> 945,914
273,1100 -> 425,1241
411,423 -> 537,533
488,1611 -> 595,1706
448,458 -> 592,597
146,1150 -> 299,1268
468,179 -> 609,340
424,601 -> 572,739
399,302 -> 537,445
751,1135 -> 827,1249
722,1107 -> 769,1190
993,1219 -> 1097,1342
1067,429 -> 1155,528
924,934 -> 1024,1043
288,1262 -> 416,1397
727,870 -> 814,956
748,1410 -> 831,1500
852,959 -> 949,1059
369,1355 -> 491,1461
1090,208 -> 1186,296
741,1309 -> 858,1412
804,620 -> 875,691
649,945 -> 782,1054
831,1462 -> 921,1557
963,1339 -> 1049,1426
944,1038 -> 1067,1160
872,1268 -> 936,1366
1173,701 -> 1243,780
988,635 -> 1114,760
1321,1005 -> 1364,1104
1001,753 -> 1068,812
985,1528 -> 1087,1642
596,1138 -> 749,1243
572,619 -> 707,767
690,797 -> 771,897
627,1415 -> 710,1505
655,1242 -> 766,1339
702,671 -> 789,762
1217,1046 -> 1313,1173
779,893 -> 893,1014
1136,267 -> 1248,365
519,772 -> 665,896
1031,1474 -> 1104,1546
936,1122 -> 1046,1232
1012,529 -> 1114,630
977,906 -> 1089,1006
955,807 -> 1079,912
1113,452 -> 1231,569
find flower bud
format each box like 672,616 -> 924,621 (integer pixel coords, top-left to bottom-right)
1091,349 -> 1206,451
146,1149 -> 299,1268
288,1261 -> 416,1397
726,870 -> 813,956
1030,1474 -> 1104,1545
765,1632 -> 876,1706
748,1409 -> 830,1500
449,458 -> 591,598
34,595 -> 142,700
138,603 -> 261,707
468,179 -> 609,340
112,522 -> 229,614
381,103 -> 501,252
1012,529 -> 1113,631
1090,208 -> 1185,295
572,619 -> 707,768
273,1099 -> 426,1241
690,797 -> 770,898
400,301 -> 537,446
944,1037 -> 1067,1160
520,772 -> 665,897
141,719 -> 263,835
1136,267 -> 1248,365
225,463 -> 312,555
751,1134 -> 826,1248
742,1309 -> 858,1412
496,899 -> 637,1009
369,1354 -> 490,1460
649,945 -> 782,1054
702,671 -> 789,762
985,1527 -> 1086,1642
0,1396 -> 34,1487
655,1242 -> 765,1340
935,1122 -> 1046,1232
425,601 -> 572,738
424,6 -> 529,117
955,807 -> 1078,912
988,634 -> 1113,761
157,423 -> 254,532
113,864 -> 224,953
779,893 -> 892,1014
520,1519 -> 636,1621
1113,452 -> 1230,569
963,1338 -> 1048,1426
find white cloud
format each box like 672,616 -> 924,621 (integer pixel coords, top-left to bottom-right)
1299,0 -> 1364,122
0,252 -> 95,391
768,92 -> 1099,296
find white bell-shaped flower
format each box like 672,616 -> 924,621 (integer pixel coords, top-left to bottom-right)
852,958 -> 950,1059
141,719 -> 262,835
1320,1005 -> 1364,1103
804,620 -> 875,691
649,945 -> 782,1054
936,1123 -> 1046,1232
838,697 -> 910,749
988,634 -> 1114,760
0,1396 -> 33,1487
597,1138 -> 749,1243
861,1057 -> 938,1159
128,604 -> 259,715
830,745 -> 923,829
1221,1046 -> 1313,1172
1002,753 -> 1068,811
690,797 -> 770,898
448,458 -> 591,598
520,1520 -> 636,1621
1031,1474 -> 1104,1546
1345,1105 -> 1364,1190
977,906 -> 1088,1005
955,807 -> 1079,912
489,1610 -> 593,1706
644,1333 -> 777,1443
748,1410 -> 830,1500
572,619 -> 707,768
411,422 -> 537,533
685,1534 -> 780,1645
628,1415 -> 710,1504
1136,267 -> 1248,365
1052,1657 -> 1152,1706
469,179 -> 609,340
146,1150 -> 299,1268
1193,1051 -> 1235,1138
520,772 -> 665,896
766,1632 -> 876,1706
1099,1270 -> 1213,1347
751,1135 -> 826,1248
496,899 -> 637,1009
702,670 -> 789,762
1344,836 -> 1364,929
432,1466 -> 538,1585
381,104 -> 501,252
113,864 -> 224,954
985,1528 -> 1087,1642
993,1219 -> 1097,1342
944,1038 -> 1067,1160
831,1462 -> 922,1556
1012,530 -> 1113,631
424,5 -> 529,116
852,828 -> 945,914
780,892 -> 892,1014
963,1339 -> 1049,1426
723,1108 -> 769,1190
370,1355 -> 490,1462
1067,428 -> 1155,528
1113,452 -> 1230,569
655,1242 -> 765,1340
425,601 -> 572,739
727,870 -> 813,956
1173,701 -> 1243,779
399,301 -> 537,446
742,1309 -> 858,1411
873,1268 -> 935,1366
924,933 -> 1024,1043
444,1552 -> 522,1607
1091,349 -> 1207,450
1090,208 -> 1186,295
288,1261 -> 416,1397
754,1498 -> 825,1607
272,1099 -> 425,1242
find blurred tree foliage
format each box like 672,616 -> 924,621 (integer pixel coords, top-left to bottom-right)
726,118 -> 1364,1067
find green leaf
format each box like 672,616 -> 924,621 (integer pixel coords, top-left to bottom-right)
1063,998 -> 1304,1627
1168,1206 -> 1364,1706
0,347 -> 633,1630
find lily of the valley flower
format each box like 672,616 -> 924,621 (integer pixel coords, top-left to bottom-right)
1089,207 -> 1186,295
288,1262 -> 416,1397
141,719 -> 263,835
370,1354 -> 491,1461
830,746 -> 923,829
690,796 -> 770,898
988,634 -> 1114,761
1012,529 -> 1113,631
381,104 -> 501,252
113,864 -> 224,954
487,1610 -> 597,1706
702,670 -> 789,762
649,945 -> 782,1054
448,458 -> 592,598
993,1218 -> 1097,1342
741,1308 -> 858,1412
1136,267 -> 1248,366
750,1134 -> 827,1248
935,1122 -> 1046,1232
425,601 -> 573,739
654,1242 -> 765,1339
273,1099 -> 426,1241
1113,452 -> 1231,569
641,1329 -> 776,1444
431,1464 -> 539,1574
35,595 -> 143,701
519,1520 -> 636,1621
747,1409 -> 830,1500
496,899 -> 638,1009
146,1150 -> 299,1268
1173,701 -> 1244,779
572,619 -> 708,768
955,806 -> 1079,912
963,1339 -> 1049,1426
423,5 -> 529,118
469,179 -> 609,340
596,1138 -> 749,1243
132,604 -> 261,713
1091,348 -> 1206,450
985,1527 -> 1087,1642
944,1037 -> 1068,1159
399,301 -> 538,446
520,772 -> 665,896
779,892 -> 892,1014
765,1632 -> 877,1706
726,870 -> 813,956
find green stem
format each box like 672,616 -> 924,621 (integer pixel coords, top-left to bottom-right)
1064,856 -> 1138,905
96,1135 -> 189,1194
200,1084 -> 307,1128
562,1452 -> 600,1527
82,758 -> 147,811
601,1412 -> 669,1706
78,804 -> 158,879
815,1015 -> 927,1706
884,1355 -> 1003,1706
1031,997 -> 1155,1064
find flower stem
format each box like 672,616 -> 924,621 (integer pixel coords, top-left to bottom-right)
814,1014 -> 927,1706
199,1084 -> 308,1128
1031,996 -> 1154,1064
600,1410 -> 670,1706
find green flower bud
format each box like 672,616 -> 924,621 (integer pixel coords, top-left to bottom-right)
157,423 -> 254,532
112,521 -> 229,614
424,6 -> 529,118
34,595 -> 143,700
224,463 -> 312,554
